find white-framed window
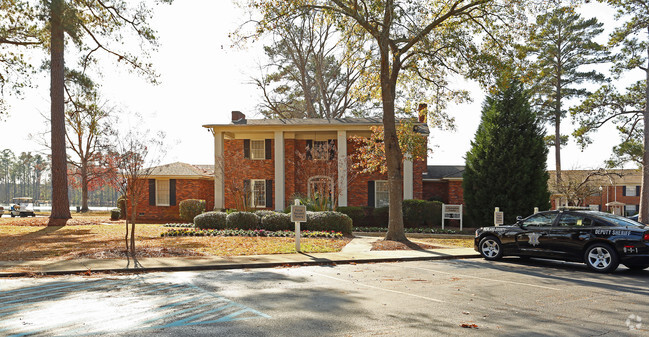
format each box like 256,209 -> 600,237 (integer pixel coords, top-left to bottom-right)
251,179 -> 266,208
308,176 -> 334,200
625,185 -> 637,197
625,204 -> 637,216
156,179 -> 170,206
375,180 -> 389,208
250,140 -> 265,160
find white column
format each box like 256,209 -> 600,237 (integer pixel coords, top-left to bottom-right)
403,154 -> 413,200
214,130 -> 224,210
337,130 -> 348,207
274,131 -> 285,211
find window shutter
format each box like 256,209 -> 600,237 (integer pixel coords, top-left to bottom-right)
637,186 -> 641,196
244,139 -> 250,159
266,180 -> 273,209
265,139 -> 272,159
148,179 -> 156,206
306,140 -> 313,160
368,181 -> 375,207
170,179 -> 176,206
243,180 -> 251,207
328,139 -> 335,160
622,186 -> 627,196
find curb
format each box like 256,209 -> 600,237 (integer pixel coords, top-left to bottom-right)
0,253 -> 481,278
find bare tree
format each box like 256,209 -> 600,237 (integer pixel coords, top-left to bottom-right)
107,124 -> 165,257
550,168 -> 624,207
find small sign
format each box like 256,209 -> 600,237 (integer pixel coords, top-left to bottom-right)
494,211 -> 504,226
291,205 -> 307,223
441,204 -> 463,230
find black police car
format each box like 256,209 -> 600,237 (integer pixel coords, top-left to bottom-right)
474,210 -> 649,272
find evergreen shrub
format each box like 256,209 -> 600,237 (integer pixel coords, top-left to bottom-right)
179,199 -> 206,222
304,211 -> 352,234
226,212 -> 260,230
194,211 -> 227,229
261,212 -> 292,231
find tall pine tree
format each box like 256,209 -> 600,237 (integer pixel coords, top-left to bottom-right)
464,80 -> 550,226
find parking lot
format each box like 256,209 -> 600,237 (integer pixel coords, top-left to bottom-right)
1,258 -> 648,336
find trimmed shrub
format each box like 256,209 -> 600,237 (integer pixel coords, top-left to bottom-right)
403,199 -> 434,228
254,210 -> 276,224
117,196 -> 127,220
372,207 -> 389,227
304,211 -> 352,234
226,212 -> 260,230
336,206 -> 364,227
194,211 -> 227,229
179,199 -> 206,222
430,201 -> 443,227
110,208 -> 120,221
261,212 -> 292,231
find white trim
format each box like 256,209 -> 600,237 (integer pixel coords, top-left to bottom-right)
337,130 -> 347,207
251,179 -> 266,208
214,131 -> 224,209
156,179 -> 170,206
375,180 -> 389,208
274,131 -> 285,211
403,154 -> 413,200
250,140 -> 265,160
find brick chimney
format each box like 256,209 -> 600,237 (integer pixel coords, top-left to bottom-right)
231,111 -> 246,124
418,103 -> 427,123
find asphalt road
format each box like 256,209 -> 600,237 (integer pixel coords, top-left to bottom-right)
1,258 -> 648,336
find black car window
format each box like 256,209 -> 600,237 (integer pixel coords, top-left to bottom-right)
557,214 -> 593,227
521,213 -> 558,228
596,213 -> 646,228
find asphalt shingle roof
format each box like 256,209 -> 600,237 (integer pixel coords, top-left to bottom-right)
149,162 -> 214,177
423,165 -> 465,180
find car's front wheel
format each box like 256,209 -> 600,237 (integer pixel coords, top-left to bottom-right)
623,264 -> 649,271
584,243 -> 619,273
479,236 -> 503,261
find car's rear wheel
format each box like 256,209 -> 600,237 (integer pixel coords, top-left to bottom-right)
623,264 -> 649,271
584,243 -> 619,273
479,236 -> 503,261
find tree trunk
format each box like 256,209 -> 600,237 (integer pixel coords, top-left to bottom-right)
639,64 -> 649,224
554,70 -> 562,188
378,33 -> 407,242
130,194 -> 137,257
81,165 -> 89,212
49,0 -> 71,220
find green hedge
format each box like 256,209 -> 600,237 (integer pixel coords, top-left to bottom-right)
179,199 -> 206,222
194,211 -> 227,229
110,208 -> 120,221
304,211 -> 352,234
226,212 -> 260,230
260,212 -> 292,231
338,200 -> 444,228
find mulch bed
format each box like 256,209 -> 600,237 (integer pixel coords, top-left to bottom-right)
371,240 -> 443,251
69,247 -> 206,259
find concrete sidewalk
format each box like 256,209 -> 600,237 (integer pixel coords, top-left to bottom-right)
0,235 -> 480,277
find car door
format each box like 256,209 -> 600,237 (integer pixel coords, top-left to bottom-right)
515,212 -> 558,256
547,213 -> 595,261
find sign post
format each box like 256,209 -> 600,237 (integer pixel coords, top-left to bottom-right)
442,204 -> 463,230
290,199 -> 307,252
494,207 -> 504,226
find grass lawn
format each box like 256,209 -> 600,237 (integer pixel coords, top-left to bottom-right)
0,215 -> 350,262
412,237 -> 475,248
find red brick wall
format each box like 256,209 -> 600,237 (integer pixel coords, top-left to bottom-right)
223,139 -> 275,210
423,181 -> 449,202
128,178 -> 214,222
448,181 -> 465,205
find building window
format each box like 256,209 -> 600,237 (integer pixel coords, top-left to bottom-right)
251,179 -> 266,208
312,141 -> 328,160
625,204 -> 637,216
308,176 -> 334,201
375,180 -> 389,207
156,179 -> 170,206
625,185 -> 637,197
250,140 -> 265,160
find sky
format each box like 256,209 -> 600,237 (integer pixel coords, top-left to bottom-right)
0,1 -> 638,170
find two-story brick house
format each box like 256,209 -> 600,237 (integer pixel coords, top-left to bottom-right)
203,112 -> 429,211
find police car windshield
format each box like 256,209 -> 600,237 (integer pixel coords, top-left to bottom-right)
596,213 -> 645,228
